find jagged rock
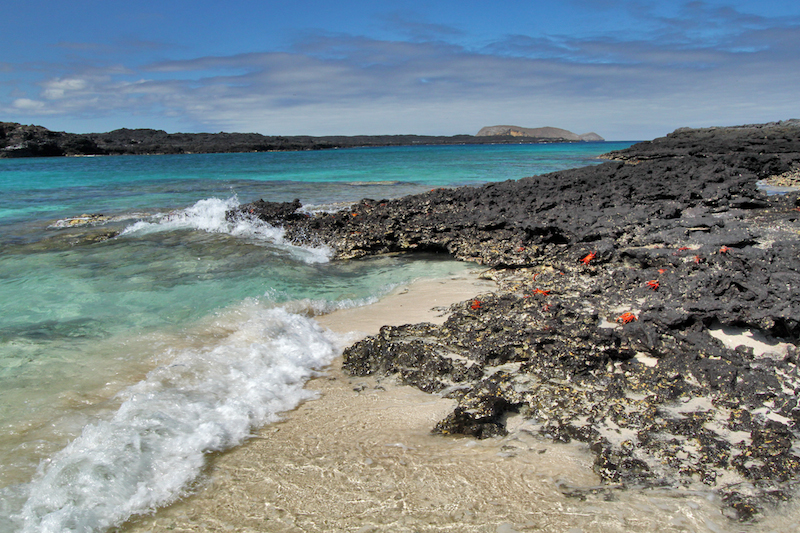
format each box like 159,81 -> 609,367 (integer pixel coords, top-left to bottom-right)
227,198 -> 305,225
230,121 -> 800,521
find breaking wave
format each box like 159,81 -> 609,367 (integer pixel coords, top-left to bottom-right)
7,304 -> 337,533
120,197 -> 332,264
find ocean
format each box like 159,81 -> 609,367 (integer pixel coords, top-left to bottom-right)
0,142 -> 637,532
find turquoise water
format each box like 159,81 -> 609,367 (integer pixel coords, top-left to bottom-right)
0,142 -> 629,228
0,142 -> 633,532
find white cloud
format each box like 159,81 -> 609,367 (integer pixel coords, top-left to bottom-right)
42,77 -> 90,99
11,98 -> 49,112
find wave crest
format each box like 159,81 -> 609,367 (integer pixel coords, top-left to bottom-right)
120,197 -> 332,263
12,306 -> 337,533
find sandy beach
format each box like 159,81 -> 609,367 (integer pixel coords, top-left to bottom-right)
114,271 -> 780,533
117,273 -> 608,532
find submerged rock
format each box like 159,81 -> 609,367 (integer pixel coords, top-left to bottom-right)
230,120 -> 800,521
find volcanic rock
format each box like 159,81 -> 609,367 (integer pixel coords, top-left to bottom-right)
228,120 -> 800,521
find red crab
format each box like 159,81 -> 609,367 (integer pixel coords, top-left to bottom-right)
470,299 -> 481,310
617,312 -> 637,324
646,280 -> 659,291
580,251 -> 597,265
533,288 -> 550,296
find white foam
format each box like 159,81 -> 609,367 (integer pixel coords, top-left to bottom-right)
277,294 -> 381,317
120,197 -> 332,264
12,306 -> 337,533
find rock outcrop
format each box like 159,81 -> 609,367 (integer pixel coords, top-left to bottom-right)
229,120 -> 800,521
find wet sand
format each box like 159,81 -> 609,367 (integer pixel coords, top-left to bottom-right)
118,273 -> 788,533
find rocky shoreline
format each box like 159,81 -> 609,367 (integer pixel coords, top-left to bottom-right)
229,120 -> 800,522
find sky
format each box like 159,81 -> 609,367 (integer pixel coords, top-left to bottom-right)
1,0 -> 798,140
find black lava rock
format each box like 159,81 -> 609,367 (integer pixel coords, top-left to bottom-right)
230,120 -> 800,521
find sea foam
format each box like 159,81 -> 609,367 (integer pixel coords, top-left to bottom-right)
120,197 -> 332,263
10,305 -> 337,533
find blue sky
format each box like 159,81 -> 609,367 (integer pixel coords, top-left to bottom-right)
1,0 -> 798,140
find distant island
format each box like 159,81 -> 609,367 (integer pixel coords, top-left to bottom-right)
477,125 -> 603,142
0,122 -> 605,158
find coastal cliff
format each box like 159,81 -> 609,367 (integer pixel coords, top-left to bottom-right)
0,122 -> 603,158
230,120 -> 800,521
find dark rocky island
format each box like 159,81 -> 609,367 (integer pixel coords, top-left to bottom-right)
0,122 -> 601,158
228,120 -> 800,521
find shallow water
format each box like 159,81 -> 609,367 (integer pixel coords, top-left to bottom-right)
120,373 -> 800,533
